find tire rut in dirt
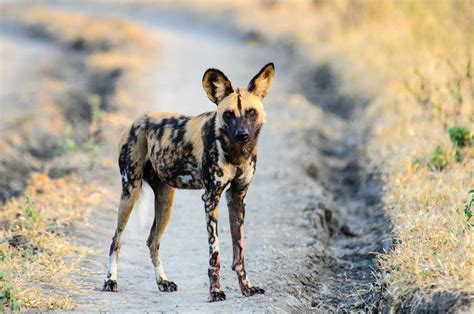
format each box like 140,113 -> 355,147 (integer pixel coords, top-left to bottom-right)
299,62 -> 393,311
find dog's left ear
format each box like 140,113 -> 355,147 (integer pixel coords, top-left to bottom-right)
202,68 -> 234,104
247,63 -> 275,100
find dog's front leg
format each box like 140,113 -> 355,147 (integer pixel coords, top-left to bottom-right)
226,183 -> 265,296
202,188 -> 226,302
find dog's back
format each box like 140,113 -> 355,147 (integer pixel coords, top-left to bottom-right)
118,111 -> 217,191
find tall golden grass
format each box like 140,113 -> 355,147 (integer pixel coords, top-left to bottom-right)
337,1 -> 474,301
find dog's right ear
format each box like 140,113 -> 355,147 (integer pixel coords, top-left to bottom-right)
202,68 -> 234,104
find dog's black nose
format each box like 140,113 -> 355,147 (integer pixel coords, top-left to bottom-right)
235,130 -> 249,142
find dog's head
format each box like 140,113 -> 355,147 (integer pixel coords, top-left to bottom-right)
202,63 -> 275,156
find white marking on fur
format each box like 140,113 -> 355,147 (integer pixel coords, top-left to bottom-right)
216,140 -> 237,181
209,219 -> 220,254
106,254 -> 118,281
155,262 -> 168,282
122,172 -> 128,183
179,174 -> 193,184
240,158 -> 255,185
213,81 -> 227,100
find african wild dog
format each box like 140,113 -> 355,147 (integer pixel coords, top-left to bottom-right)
103,63 -> 275,302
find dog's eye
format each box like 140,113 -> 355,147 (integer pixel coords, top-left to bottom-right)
247,108 -> 257,117
223,111 -> 234,120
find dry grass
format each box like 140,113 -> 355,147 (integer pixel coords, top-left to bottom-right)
22,8 -> 151,52
335,2 -> 474,302
89,51 -> 144,71
180,0 -> 474,306
377,163 -> 473,297
1,0 -> 471,309
1,6 -> 156,311
0,174 -> 108,310
2,6 -> 156,73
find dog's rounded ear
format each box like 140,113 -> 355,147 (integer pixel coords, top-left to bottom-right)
202,68 -> 234,104
247,63 -> 275,100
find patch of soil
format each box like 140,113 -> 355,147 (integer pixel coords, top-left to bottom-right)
396,290 -> 471,313
47,167 -> 77,179
6,235 -> 48,255
303,63 -> 369,120
298,61 -> 393,311
0,158 -> 33,202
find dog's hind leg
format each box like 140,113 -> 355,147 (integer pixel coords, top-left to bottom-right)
104,122 -> 147,292
144,162 -> 177,292
103,186 -> 141,292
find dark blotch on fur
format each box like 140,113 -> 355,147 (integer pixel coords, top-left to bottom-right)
172,117 -> 190,145
237,88 -> 242,111
146,115 -> 202,189
210,251 -> 219,267
158,280 -> 178,292
118,122 -> 142,198
202,114 -> 221,191
209,290 -> 226,302
103,279 -> 118,292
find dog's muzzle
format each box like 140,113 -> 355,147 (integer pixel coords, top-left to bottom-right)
235,129 -> 249,143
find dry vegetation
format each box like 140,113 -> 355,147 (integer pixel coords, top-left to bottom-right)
327,2 -> 473,303
1,0 -> 471,310
183,0 -> 474,307
22,8 -> 151,53
279,0 -> 470,306
0,174 -> 108,310
21,7 -> 155,71
1,6 -> 154,311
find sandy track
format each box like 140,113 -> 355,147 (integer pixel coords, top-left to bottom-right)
73,12 -> 326,312
0,31 -> 55,127
0,3 -> 394,311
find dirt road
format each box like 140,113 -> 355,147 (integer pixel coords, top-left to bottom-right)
71,11 -> 328,312
1,4 -> 392,311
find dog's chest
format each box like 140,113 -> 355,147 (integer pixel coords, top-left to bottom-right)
213,150 -> 255,190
